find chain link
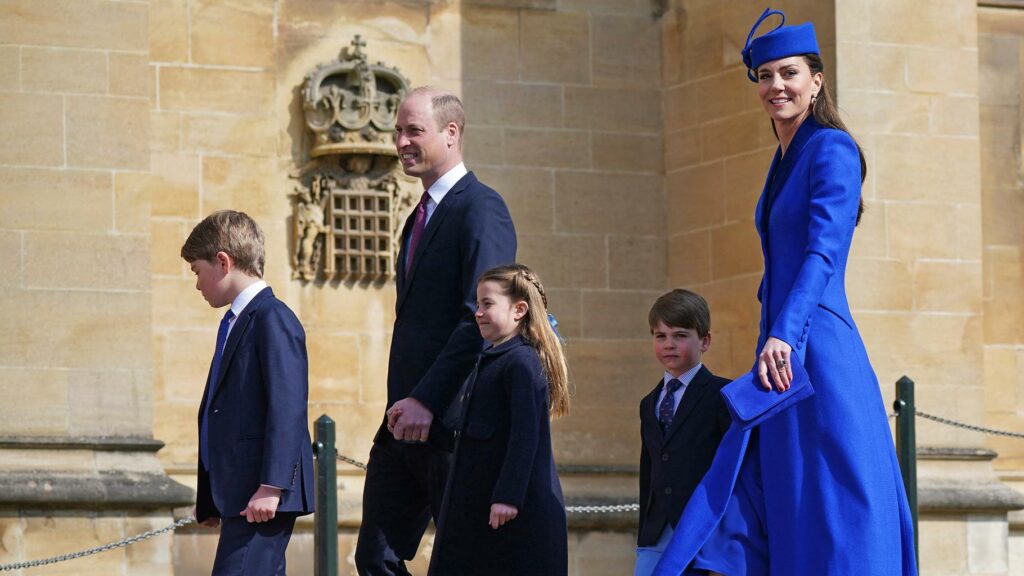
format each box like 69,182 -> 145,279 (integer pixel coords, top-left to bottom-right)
336,452 -> 368,470
0,516 -> 194,572
915,409 -> 1024,440
566,503 -> 640,514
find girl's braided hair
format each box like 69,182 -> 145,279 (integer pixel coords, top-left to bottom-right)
477,263 -> 570,418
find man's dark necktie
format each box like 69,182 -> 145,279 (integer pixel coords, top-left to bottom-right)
404,191 -> 430,276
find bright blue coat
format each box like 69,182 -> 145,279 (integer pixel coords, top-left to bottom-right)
655,117 -> 917,575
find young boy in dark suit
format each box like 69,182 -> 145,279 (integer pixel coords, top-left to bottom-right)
636,289 -> 731,576
181,210 -> 314,576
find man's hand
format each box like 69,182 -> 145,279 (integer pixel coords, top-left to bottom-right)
239,485 -> 281,523
489,503 -> 518,529
192,505 -> 220,528
388,397 -> 433,442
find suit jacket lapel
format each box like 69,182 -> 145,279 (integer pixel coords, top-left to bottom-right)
395,210 -> 416,310
210,287 -> 271,401
760,117 -> 821,236
663,366 -> 713,443
397,172 -> 477,311
640,382 -> 664,448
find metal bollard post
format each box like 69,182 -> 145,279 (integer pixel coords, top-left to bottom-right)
894,376 -> 919,571
313,415 -> 338,576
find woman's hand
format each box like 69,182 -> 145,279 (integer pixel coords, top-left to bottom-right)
758,337 -> 793,392
489,503 -> 518,529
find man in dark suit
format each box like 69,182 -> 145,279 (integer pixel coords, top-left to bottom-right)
182,210 -> 314,576
354,87 -> 517,576
636,289 -> 731,576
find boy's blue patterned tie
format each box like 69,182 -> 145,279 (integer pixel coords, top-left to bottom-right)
658,378 -> 682,432
200,309 -> 235,469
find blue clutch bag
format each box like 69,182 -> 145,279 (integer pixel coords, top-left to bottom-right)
721,357 -> 814,430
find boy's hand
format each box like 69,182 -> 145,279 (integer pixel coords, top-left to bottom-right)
389,397 -> 433,443
192,505 -> 220,528
240,485 -> 281,523
489,503 -> 518,529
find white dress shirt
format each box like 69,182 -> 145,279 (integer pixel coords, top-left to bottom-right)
224,280 -> 268,344
423,162 -> 468,224
654,362 -> 702,419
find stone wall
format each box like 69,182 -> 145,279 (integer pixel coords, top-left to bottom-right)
149,0 -> 665,573
837,0 -> 986,450
0,0 -> 190,574
4,0 -> 1024,573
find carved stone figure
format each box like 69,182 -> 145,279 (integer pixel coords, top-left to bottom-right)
293,176 -> 328,281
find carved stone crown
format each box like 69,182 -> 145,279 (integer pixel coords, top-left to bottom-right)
302,35 -> 409,158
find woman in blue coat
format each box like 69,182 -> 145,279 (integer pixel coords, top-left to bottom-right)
428,264 -> 569,576
654,9 -> 917,575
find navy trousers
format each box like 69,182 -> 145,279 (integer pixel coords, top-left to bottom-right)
212,514 -> 297,576
355,433 -> 450,576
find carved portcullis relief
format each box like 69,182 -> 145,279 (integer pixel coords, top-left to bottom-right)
292,36 -> 415,282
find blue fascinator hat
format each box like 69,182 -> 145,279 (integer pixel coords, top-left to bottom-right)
741,8 -> 819,82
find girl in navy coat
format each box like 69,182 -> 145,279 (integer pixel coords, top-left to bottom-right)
428,263 -> 570,576
654,8 -> 916,576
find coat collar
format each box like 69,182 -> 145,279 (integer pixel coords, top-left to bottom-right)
482,334 -> 529,358
769,116 -> 822,199
756,116 -> 824,238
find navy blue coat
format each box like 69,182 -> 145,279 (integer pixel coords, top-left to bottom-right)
654,118 -> 916,575
386,171 -> 517,432
638,366 -> 730,547
195,287 -> 314,522
429,337 -> 567,576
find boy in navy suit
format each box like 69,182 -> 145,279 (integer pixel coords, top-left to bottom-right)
181,210 -> 314,576
636,289 -> 730,576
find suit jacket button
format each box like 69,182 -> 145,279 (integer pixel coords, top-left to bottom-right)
213,409 -> 219,414
664,487 -> 672,495
661,453 -> 670,462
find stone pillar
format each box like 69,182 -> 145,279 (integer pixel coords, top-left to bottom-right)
0,0 -> 192,574
836,0 -> 1023,574
976,5 -> 1024,573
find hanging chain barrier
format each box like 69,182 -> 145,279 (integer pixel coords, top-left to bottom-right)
333,452 -> 640,513
4,399 -> 1017,572
914,409 -> 1024,440
0,516 -> 195,572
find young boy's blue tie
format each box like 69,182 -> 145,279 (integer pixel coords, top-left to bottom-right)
200,308 -> 234,468
658,378 -> 682,432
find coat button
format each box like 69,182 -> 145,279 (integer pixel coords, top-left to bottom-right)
664,487 -> 672,495
661,453 -> 670,462
213,409 -> 219,414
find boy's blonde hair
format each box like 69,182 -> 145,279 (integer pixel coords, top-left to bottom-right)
477,263 -> 570,418
180,210 -> 265,278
